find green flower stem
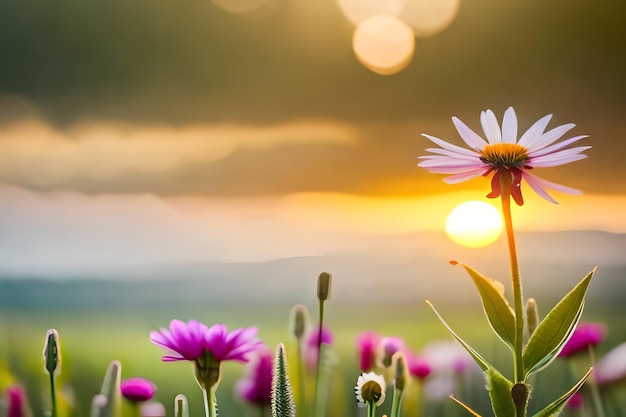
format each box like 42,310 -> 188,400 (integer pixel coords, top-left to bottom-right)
296,343 -> 307,417
201,387 -> 217,417
390,387 -> 404,417
312,299 -> 325,417
48,370 -> 58,417
366,401 -> 377,417
127,403 -> 141,417
499,174 -> 525,386
587,346 -> 606,417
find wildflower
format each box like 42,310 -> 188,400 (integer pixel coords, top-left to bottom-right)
6,385 -> 31,417
355,331 -> 381,372
406,353 -> 432,381
151,320 -> 262,389
235,346 -> 273,407
566,392 -> 583,409
378,336 -> 406,368
418,107 -> 590,205
120,377 -> 156,403
302,325 -> 334,373
355,372 -> 386,406
140,402 -> 166,417
288,304 -> 310,342
594,342 -> 626,385
558,322 -> 606,358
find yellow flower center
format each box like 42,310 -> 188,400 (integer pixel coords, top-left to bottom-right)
361,381 -> 383,403
479,143 -> 529,167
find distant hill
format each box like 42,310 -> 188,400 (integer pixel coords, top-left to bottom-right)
0,231 -> 624,310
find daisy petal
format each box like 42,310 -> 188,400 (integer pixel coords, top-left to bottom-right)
501,107 -> 518,143
443,168 -> 488,183
422,134 -> 479,157
451,117 -> 488,150
517,114 -> 552,147
528,135 -> 589,158
480,110 -> 502,144
526,123 -> 576,153
531,148 -> 589,167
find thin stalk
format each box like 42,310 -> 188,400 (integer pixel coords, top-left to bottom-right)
367,402 -> 377,417
201,387 -> 217,417
297,343 -> 307,417
49,371 -> 58,417
499,173 -> 525,385
587,346 -> 606,417
312,299 -> 325,417
390,388 -> 404,417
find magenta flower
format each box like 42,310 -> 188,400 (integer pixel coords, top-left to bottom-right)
418,107 -> 590,205
150,320 -> 262,363
355,331 -> 381,372
120,377 -> 156,403
6,385 -> 29,417
558,322 -> 606,358
235,345 -> 273,407
302,325 -> 334,372
566,392 -> 583,410
406,353 -> 432,380
151,319 -> 263,391
379,336 -> 406,367
150,319 -> 209,361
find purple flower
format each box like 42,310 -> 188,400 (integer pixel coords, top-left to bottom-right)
355,331 -> 381,372
558,322 -> 606,358
150,319 -> 209,361
120,377 -> 156,403
150,320 -> 262,363
235,345 -> 273,407
6,385 -> 28,417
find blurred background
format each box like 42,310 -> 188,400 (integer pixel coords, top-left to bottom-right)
0,0 -> 625,416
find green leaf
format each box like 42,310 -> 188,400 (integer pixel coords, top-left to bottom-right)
531,368 -> 592,417
425,301 -> 490,372
91,360 -> 122,417
485,368 -> 516,417
523,269 -> 595,379
458,263 -> 516,350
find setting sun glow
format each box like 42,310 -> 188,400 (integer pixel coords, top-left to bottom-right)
445,201 -> 504,248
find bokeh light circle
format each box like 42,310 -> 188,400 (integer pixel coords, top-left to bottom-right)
352,14 -> 416,75
211,0 -> 272,14
400,0 -> 460,37
337,0 -> 405,25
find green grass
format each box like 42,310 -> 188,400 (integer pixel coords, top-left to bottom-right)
2,303 -> 626,417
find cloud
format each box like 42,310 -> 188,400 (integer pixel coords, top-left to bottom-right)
0,117 -> 357,190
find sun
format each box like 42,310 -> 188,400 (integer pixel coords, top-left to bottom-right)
445,201 -> 504,248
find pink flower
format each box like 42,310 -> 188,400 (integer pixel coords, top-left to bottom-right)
355,331 -> 381,372
150,319 -> 209,361
150,320 -> 262,363
235,346 -> 273,407
406,353 -> 432,380
302,325 -> 334,373
594,342 -> 626,385
379,336 -> 405,367
566,392 -> 583,409
558,322 -> 606,358
6,385 -> 29,417
418,107 -> 589,205
120,377 -> 156,403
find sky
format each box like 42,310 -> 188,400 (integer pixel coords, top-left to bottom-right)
0,0 -> 625,275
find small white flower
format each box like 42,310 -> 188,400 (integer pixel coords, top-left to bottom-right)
354,372 -> 386,406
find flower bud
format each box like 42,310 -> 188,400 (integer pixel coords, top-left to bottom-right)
289,304 -> 310,341
526,298 -> 539,337
317,272 -> 331,301
43,329 -> 61,375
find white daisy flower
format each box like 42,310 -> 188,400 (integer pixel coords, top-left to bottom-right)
418,107 -> 590,205
354,371 -> 386,406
